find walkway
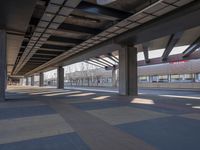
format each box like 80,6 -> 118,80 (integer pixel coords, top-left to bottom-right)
1,86 -> 200,150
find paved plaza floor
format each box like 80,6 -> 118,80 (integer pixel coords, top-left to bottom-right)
0,86 -> 200,150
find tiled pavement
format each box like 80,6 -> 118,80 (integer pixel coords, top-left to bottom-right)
1,86 -> 200,150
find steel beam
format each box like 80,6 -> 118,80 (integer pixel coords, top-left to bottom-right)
38,48 -> 66,52
89,58 -> 109,67
41,44 -> 72,50
93,57 -> 113,67
88,59 -> 107,67
162,32 -> 183,61
182,36 -> 200,57
107,53 -> 119,63
29,59 -> 48,63
31,57 -> 53,60
59,23 -> 102,35
138,51 -> 200,66
34,53 -> 58,57
26,62 -> 44,65
48,36 -> 84,44
97,57 -> 114,66
85,60 -> 104,68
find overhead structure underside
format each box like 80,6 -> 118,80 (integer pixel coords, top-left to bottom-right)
4,0 -> 199,76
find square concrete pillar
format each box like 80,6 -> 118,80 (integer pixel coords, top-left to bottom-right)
31,76 -> 34,86
57,66 -> 64,89
26,77 -> 29,86
119,46 -> 138,96
39,73 -> 44,87
112,66 -> 117,87
168,74 -> 171,83
0,30 -> 6,101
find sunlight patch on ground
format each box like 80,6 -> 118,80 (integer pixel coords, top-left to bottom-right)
68,93 -> 96,97
92,96 -> 110,100
192,106 -> 200,109
131,98 -> 155,105
159,95 -> 200,100
30,91 -> 68,95
44,91 -> 81,96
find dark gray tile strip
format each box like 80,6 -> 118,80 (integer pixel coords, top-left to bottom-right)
0,105 -> 56,120
0,133 -> 90,150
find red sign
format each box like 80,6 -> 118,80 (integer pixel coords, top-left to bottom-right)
170,60 -> 188,64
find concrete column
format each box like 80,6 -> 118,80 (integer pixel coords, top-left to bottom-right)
112,66 -> 117,87
149,75 -> 152,83
119,45 -> 138,96
193,74 -> 196,82
168,74 -> 171,83
57,66 -> 64,89
31,76 -> 34,86
194,73 -> 199,82
39,72 -> 44,87
26,77 -> 29,86
0,30 -> 6,101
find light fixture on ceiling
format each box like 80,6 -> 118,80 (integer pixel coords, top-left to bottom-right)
97,0 -> 117,5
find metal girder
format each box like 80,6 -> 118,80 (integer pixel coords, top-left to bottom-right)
34,53 -> 58,56
111,54 -> 119,62
30,57 -> 52,61
142,44 -> 150,63
138,50 -> 200,66
182,36 -> 200,57
107,53 -> 119,63
162,32 -> 183,61
85,60 -> 104,68
94,57 -> 113,67
88,59 -> 107,67
48,36 -> 84,44
31,56 -> 54,59
76,1 -> 132,21
26,62 -> 43,65
28,59 -> 47,63
38,48 -> 66,52
98,56 -> 114,66
59,23 -> 102,34
105,51 -> 200,69
41,44 -> 72,50
60,42 -> 122,67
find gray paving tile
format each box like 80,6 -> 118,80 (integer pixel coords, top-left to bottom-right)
0,114 -> 74,144
0,133 -> 90,150
47,100 -> 156,150
87,106 -> 171,125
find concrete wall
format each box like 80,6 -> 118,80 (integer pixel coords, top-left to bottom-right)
139,82 -> 200,89
138,59 -> 200,76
